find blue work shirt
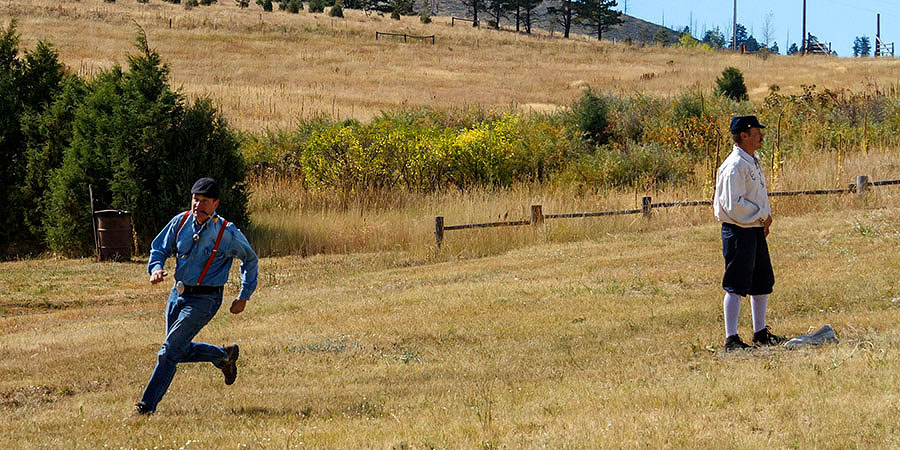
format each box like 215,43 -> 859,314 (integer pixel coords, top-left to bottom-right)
148,211 -> 258,300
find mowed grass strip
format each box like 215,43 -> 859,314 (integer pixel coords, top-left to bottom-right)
2,207 -> 900,447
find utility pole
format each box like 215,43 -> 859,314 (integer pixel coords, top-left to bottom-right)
875,13 -> 881,57
732,0 -> 737,51
801,0 -> 807,55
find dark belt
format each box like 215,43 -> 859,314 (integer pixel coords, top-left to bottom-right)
176,282 -> 223,296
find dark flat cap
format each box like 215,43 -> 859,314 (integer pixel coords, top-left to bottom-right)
730,115 -> 766,134
191,178 -> 220,199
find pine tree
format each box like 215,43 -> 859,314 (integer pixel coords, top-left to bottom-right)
575,0 -> 623,41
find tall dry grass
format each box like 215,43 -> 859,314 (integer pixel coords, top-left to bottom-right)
245,147 -> 900,258
7,0 -> 900,130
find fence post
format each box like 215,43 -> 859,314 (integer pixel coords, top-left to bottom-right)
856,175 -> 868,199
531,205 -> 543,226
642,196 -> 652,218
434,216 -> 444,249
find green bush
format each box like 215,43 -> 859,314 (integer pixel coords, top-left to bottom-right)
420,13 -> 431,24
571,88 -> 610,145
564,143 -> 691,189
257,0 -> 273,11
715,66 -> 748,101
329,0 -> 344,17
309,0 -> 326,13
290,0 -> 303,11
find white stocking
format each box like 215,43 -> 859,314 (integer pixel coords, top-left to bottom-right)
723,292 -> 742,337
750,294 -> 768,333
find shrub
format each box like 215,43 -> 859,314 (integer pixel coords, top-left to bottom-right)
309,0 -> 326,13
199,0 -> 217,5
716,66 -> 748,101
257,0 -> 273,11
287,0 -> 302,11
420,13 -> 431,24
670,90 -> 705,123
571,88 -> 610,145
329,0 -> 344,17
564,143 -> 691,189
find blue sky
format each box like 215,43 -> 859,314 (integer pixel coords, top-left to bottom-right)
622,0 -> 900,57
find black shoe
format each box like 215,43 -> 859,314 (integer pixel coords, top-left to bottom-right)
753,326 -> 787,346
222,344 -> 239,385
135,401 -> 154,416
724,334 -> 751,352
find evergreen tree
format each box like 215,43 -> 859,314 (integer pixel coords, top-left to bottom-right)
702,27 -> 726,49
0,21 -> 67,257
743,35 -> 760,52
519,0 -> 540,34
482,0 -> 513,29
715,66 -> 748,101
45,31 -> 247,255
575,0 -> 623,41
460,0 -> 480,26
733,23 -> 748,48
853,36 -> 871,57
787,43 -> 799,55
547,0 -> 576,38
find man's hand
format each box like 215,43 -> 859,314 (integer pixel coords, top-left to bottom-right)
230,298 -> 247,314
763,215 -> 773,237
150,269 -> 168,284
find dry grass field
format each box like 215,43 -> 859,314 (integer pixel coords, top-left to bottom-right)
6,0 -> 900,130
3,200 -> 900,448
6,1 -> 900,447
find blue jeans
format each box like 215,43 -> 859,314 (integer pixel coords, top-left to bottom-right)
139,289 -> 228,411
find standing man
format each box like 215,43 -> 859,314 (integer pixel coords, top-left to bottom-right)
714,116 -> 786,352
136,177 -> 258,415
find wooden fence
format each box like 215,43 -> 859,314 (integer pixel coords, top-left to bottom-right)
451,17 -> 479,27
433,175 -> 900,248
375,32 -> 435,44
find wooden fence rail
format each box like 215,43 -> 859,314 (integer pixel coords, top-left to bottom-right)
450,16 -> 478,27
433,175 -> 897,248
375,31 -> 435,44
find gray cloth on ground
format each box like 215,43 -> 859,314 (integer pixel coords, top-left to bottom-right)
783,324 -> 838,349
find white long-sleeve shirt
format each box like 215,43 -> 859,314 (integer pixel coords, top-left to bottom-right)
714,145 -> 771,228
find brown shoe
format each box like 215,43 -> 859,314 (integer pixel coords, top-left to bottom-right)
222,344 -> 239,385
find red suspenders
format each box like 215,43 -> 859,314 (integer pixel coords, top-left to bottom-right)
173,211 -> 228,285
197,219 -> 227,285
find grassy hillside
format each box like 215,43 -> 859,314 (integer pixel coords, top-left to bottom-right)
2,203 -> 900,447
6,0 -> 900,131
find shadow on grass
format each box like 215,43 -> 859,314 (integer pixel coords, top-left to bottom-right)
229,405 -> 314,418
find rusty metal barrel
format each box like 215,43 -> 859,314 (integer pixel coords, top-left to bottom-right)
94,210 -> 133,261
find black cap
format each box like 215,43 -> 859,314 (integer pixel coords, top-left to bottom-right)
191,178 -> 220,199
730,115 -> 766,134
